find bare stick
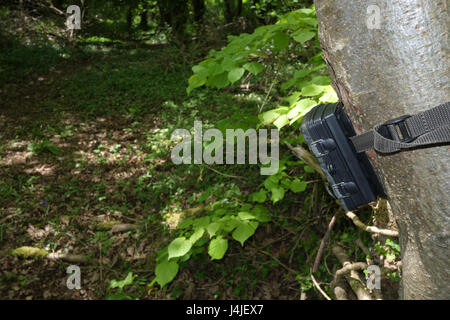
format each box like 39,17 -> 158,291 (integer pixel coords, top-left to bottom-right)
346,211 -> 399,237
332,245 -> 373,300
284,142 -> 326,180
203,164 -> 246,180
312,211 -> 340,273
311,273 -> 332,300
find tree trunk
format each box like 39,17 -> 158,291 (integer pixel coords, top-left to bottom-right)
314,0 -> 449,299
192,0 -> 206,23
140,10 -> 149,30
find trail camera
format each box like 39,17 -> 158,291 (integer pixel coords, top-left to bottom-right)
300,103 -> 385,210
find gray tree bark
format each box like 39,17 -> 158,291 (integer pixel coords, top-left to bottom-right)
314,0 -> 449,299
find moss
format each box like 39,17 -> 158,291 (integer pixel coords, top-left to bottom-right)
97,220 -> 122,230
11,246 -> 49,259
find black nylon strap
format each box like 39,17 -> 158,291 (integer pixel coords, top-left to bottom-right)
350,102 -> 450,153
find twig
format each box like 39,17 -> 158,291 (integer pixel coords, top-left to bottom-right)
0,212 -> 21,224
312,211 -> 340,273
335,262 -> 367,278
284,142 -> 326,180
259,79 -> 277,114
251,245 -> 298,275
310,273 -> 332,300
346,211 -> 399,237
202,164 -> 246,180
332,246 -> 373,300
110,223 -> 140,234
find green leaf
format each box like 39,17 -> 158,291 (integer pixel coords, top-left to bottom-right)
188,74 -> 206,88
273,115 -> 289,129
155,260 -> 179,288
207,222 -> 222,238
243,62 -> 264,75
258,107 -> 289,126
287,99 -> 316,119
294,69 -> 312,79
232,221 -> 258,246
270,186 -> 285,203
272,32 -> 290,51
168,237 -> 192,259
238,211 -> 256,220
108,272 -> 135,290
301,84 -> 328,97
263,174 -> 280,190
292,30 -> 316,43
221,56 -> 236,71
208,236 -> 228,260
252,205 -> 271,223
210,72 -> 230,89
228,68 -> 245,84
251,189 -> 267,203
290,178 -> 307,193
192,216 -> 211,229
189,228 -> 205,245
319,85 -> 338,103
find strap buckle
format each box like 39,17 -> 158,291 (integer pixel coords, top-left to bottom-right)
380,115 -> 414,143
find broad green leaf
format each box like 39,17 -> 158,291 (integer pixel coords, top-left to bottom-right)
192,65 -> 209,78
177,217 -> 194,229
294,69 -> 312,79
292,30 -> 316,43
273,114 -> 289,129
238,211 -> 256,220
272,32 -> 290,51
281,78 -> 296,91
108,272 -> 134,290
199,60 -> 223,76
228,68 -> 245,84
311,75 -> 331,85
259,107 -> 289,126
290,178 -> 307,193
301,84 -> 328,97
189,228 -> 205,245
263,174 -> 280,190
155,260 -> 179,288
219,216 -> 239,232
211,72 -> 230,89
252,205 -> 271,223
284,91 -> 302,105
221,56 -> 236,71
193,216 -> 211,229
296,8 -> 314,14
270,186 -> 285,203
208,236 -> 228,260
243,62 -> 264,75
297,17 -> 318,27
232,221 -> 258,246
188,74 -> 206,87
287,99 -> 317,119
319,85 -> 339,103
207,222 -> 222,238
251,189 -> 267,203
168,237 -> 192,259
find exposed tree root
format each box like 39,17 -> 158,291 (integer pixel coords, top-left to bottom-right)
331,245 -> 373,300
345,211 -> 399,238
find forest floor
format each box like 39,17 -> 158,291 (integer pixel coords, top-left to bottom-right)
0,43 -> 329,299
0,21 -> 401,299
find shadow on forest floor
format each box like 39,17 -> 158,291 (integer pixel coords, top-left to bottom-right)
0,43 -> 334,300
